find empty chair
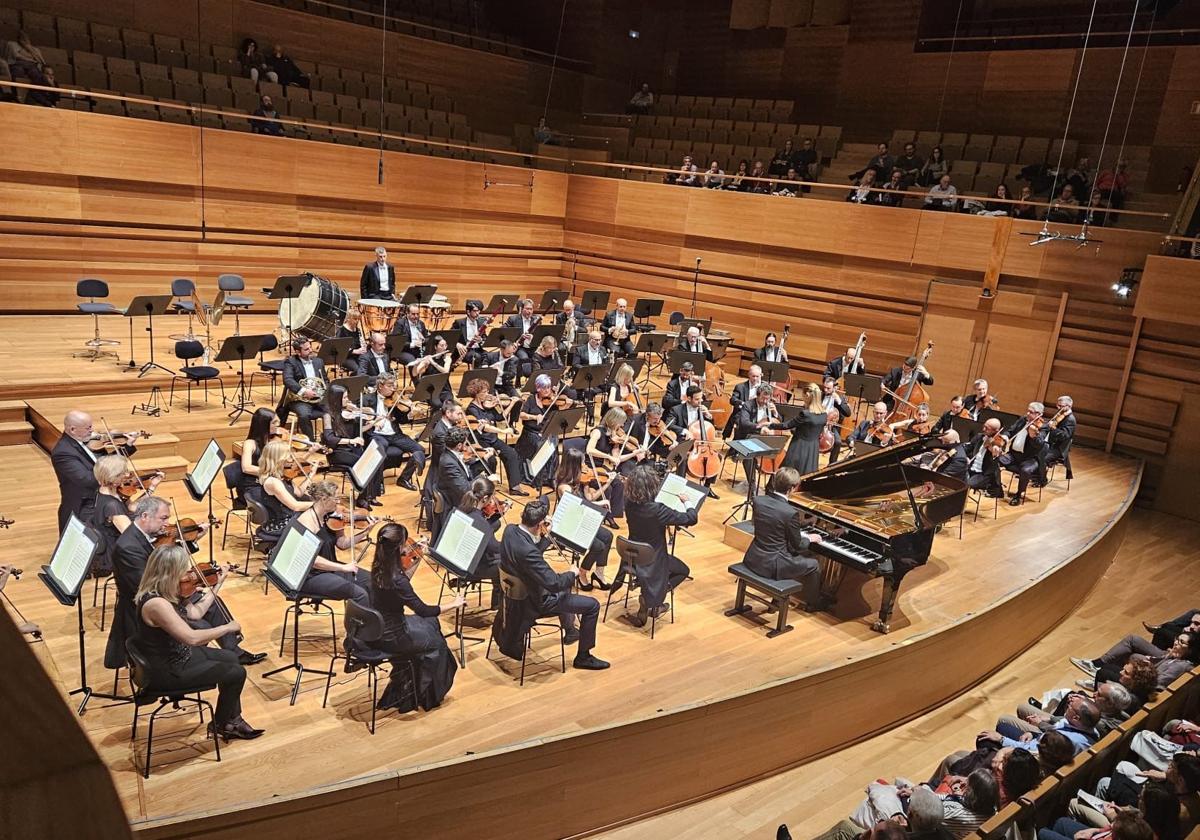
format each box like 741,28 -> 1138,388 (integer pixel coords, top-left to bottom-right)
170,340 -> 224,411
217,274 -> 253,334
74,278 -> 120,361
169,278 -> 198,340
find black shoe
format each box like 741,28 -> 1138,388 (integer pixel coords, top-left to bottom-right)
577,575 -> 594,592
986,489 -> 1005,498
397,478 -> 418,492
603,515 -> 619,529
1008,495 -> 1023,506
563,627 -> 581,645
369,499 -> 383,508
237,650 -> 268,665
778,826 -> 794,840
1143,621 -> 1161,633
706,488 -> 720,500
801,597 -> 832,613
508,487 -> 529,497
1027,696 -> 1043,710
209,718 -> 265,742
590,572 -> 611,591
630,598 -> 649,627
573,653 -> 610,671
1031,478 -> 1047,488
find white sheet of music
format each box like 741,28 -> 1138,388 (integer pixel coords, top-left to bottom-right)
351,438 -> 385,490
656,472 -> 706,513
47,514 -> 98,597
551,492 -> 603,551
269,526 -> 321,592
529,437 -> 556,478
434,510 -> 484,573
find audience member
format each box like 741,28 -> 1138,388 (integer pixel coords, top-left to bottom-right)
980,183 -> 1013,216
851,142 -> 894,183
1014,184 -> 1039,220
251,95 -> 284,135
794,817 -> 908,840
842,771 -> 998,839
847,169 -> 878,204
702,160 -> 725,189
724,159 -> 749,191
919,145 -> 950,187
772,167 -> 801,197
0,57 -> 13,102
628,82 -> 654,114
1038,809 -> 1155,840
1072,631 -> 1200,691
25,65 -> 58,107
814,786 -> 954,840
1082,192 -> 1109,227
265,44 -> 310,89
924,174 -> 958,212
877,169 -> 906,207
795,137 -> 818,192
4,31 -> 46,82
748,159 -> 771,194
1065,155 -> 1092,199
1144,609 -> 1199,652
990,693 -> 1100,755
769,139 -> 798,177
665,154 -> 699,186
1097,160 -> 1129,216
895,142 -> 924,188
1011,681 -> 1133,738
238,38 -> 277,84
534,116 -> 557,145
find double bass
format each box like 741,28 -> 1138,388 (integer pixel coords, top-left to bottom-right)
887,340 -> 934,423
836,330 -> 868,440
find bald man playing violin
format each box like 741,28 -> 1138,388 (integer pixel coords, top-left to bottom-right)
52,410 -> 142,533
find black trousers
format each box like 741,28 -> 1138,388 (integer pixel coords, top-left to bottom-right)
280,400 -> 323,438
1153,610 -> 1198,650
369,430 -> 426,482
551,592 -> 599,655
186,594 -> 243,654
300,568 -> 372,606
999,451 -> 1039,496
481,438 -> 524,490
967,466 -> 1003,496
146,646 -> 245,727
581,524 -> 613,570
606,337 -> 635,357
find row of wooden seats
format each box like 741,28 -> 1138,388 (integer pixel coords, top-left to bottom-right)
654,93 -> 794,123
973,666 -> 1200,839
890,127 -> 1080,169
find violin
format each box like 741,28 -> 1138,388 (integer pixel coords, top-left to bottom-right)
287,433 -> 330,454
647,418 -> 677,447
538,392 -> 574,410
179,560 -> 222,598
325,504 -> 393,531
958,394 -> 997,418
281,456 -> 320,482
153,516 -> 218,548
1045,405 -> 1071,429
399,538 -> 429,574
580,464 -> 610,485
384,388 -> 416,413
86,430 -> 151,452
481,497 -> 513,519
116,469 -> 165,499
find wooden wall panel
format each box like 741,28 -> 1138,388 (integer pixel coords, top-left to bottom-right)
1134,255 -> 1200,326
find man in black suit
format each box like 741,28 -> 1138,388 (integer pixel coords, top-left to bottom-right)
480,340 -> 520,397
500,498 -> 609,670
626,401 -> 675,462
824,346 -> 865,381
852,401 -> 894,448
356,331 -> 393,379
728,365 -> 765,436
366,376 -> 426,491
359,246 -> 396,300
390,304 -> 428,367
743,468 -> 826,611
279,337 -> 327,438
52,410 -> 140,534
1038,395 -> 1076,482
961,378 -> 999,420
964,418 -> 1006,497
422,403 -> 464,539
671,386 -> 719,497
436,427 -> 475,532
734,384 -> 779,487
601,298 -> 635,357
1000,402 -> 1048,505
934,429 -> 969,480
881,354 -> 934,410
677,325 -> 714,362
453,299 -> 489,367
504,298 -> 540,365
556,298 -> 587,351
932,395 -> 964,435
662,362 -> 695,414
820,376 -> 852,461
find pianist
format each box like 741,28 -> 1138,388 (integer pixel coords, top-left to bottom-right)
743,468 -> 828,612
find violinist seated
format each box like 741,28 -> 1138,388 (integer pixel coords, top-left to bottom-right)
676,325 -> 714,362
602,298 -> 636,358
504,297 -> 540,365
336,309 -> 366,375
554,450 -> 615,590
280,337 -> 328,439
453,299 -> 490,368
819,376 -> 853,462
587,408 -> 645,519
241,408 -> 306,497
356,331 -> 394,379
134,545 -> 264,742
1037,395 -> 1076,484
288,481 -> 372,607
999,402 -> 1049,506
743,468 -> 828,613
390,304 -> 429,368
890,402 -> 936,442
465,378 -> 529,497
754,332 -> 788,364
671,386 -> 720,498
369,523 -> 461,712
605,363 -> 641,418
662,361 -> 696,414
91,454 -> 163,582
436,428 -> 476,530
621,464 -> 695,628
824,347 -> 865,381
52,410 -> 142,534
881,354 -> 934,411
932,429 -> 969,480
852,401 -> 897,449
962,378 -> 999,421
256,440 -> 317,537
366,376 -> 427,492
514,374 -> 570,488
321,383 -> 386,505
479,339 -> 521,398
728,364 -> 764,436
932,396 -> 964,435
454,476 -> 508,607
963,418 -> 1006,498
628,401 -> 677,463
109,496 -> 265,674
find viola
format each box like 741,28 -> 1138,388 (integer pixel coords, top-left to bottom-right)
481,498 -> 513,519
399,539 -> 428,574
86,429 -> 152,452
538,393 -> 574,410
153,517 -> 218,548
325,505 -> 393,531
580,464 -> 610,485
647,419 -> 677,447
179,560 -> 222,598
116,469 -> 164,499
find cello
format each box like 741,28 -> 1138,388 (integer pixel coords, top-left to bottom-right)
886,340 -> 934,423
686,407 -> 721,481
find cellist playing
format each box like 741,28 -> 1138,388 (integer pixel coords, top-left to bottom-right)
671,386 -> 720,499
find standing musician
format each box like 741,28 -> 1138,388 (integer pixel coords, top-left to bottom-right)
743,467 -> 827,613
359,245 -> 396,300
529,335 -> 564,375
108,496 -> 263,672
677,325 -> 714,362
505,298 -> 541,363
453,299 -> 490,367
962,379 -> 999,420
999,402 -> 1048,506
824,346 -> 865,381
288,481 -> 372,607
605,363 -> 641,416
882,355 -> 934,410
662,361 -> 696,414
1038,395 -> 1076,483
852,401 -> 896,448
672,386 -> 720,498
553,449 -> 614,590
498,497 -> 610,671
515,374 -> 563,488
768,382 -> 829,476
455,477 -> 506,607
933,429 -> 969,480
390,304 -> 429,367
280,337 -> 328,439
480,339 -> 521,397
435,427 -> 475,530
933,395 -> 964,434
92,455 -> 163,580
356,331 -> 394,379
626,401 -> 677,463
322,383 -> 386,505
754,332 -> 788,363
602,298 -> 636,357
336,308 -> 366,374
963,418 -> 1006,497
820,376 -> 852,461
368,376 -> 427,491
466,379 -> 528,497
621,464 -> 694,628
53,410 -> 141,533
135,545 -> 264,742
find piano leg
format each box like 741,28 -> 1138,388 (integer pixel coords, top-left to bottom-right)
872,574 -> 902,634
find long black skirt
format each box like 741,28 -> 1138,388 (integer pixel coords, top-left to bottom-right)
376,615 -> 458,711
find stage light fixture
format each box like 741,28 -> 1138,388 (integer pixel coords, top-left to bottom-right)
1111,267 -> 1141,300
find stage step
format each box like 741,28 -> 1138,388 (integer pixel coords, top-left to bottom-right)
0,400 -> 27,424
0,420 -> 33,446
138,455 -> 191,482
723,519 -> 754,552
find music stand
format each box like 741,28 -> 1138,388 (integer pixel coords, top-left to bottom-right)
400,284 -> 438,308
268,273 -> 311,351
529,324 -> 564,349
185,437 -> 226,571
458,368 -> 498,398
122,294 -> 175,377
318,337 -> 355,372
775,403 -> 802,424
668,350 -> 705,375
431,328 -> 462,350
663,438 -> 694,475
412,372 -> 449,406
723,436 -> 786,523
385,333 -> 413,362
634,331 -> 673,387
570,363 -> 612,429
330,374 -> 370,402
483,328 -> 519,348
543,405 -> 585,469
538,290 -> 569,312
633,298 -> 663,331
521,368 -> 563,393
216,333 -> 268,425
38,514 -> 126,714
852,439 -> 884,458
430,509 -> 490,665
758,360 -> 790,388
844,373 -> 883,431
980,408 -> 1020,429
623,357 -> 646,382
483,294 -> 519,316
261,522 -> 326,705
677,317 -> 712,337
581,290 -> 610,315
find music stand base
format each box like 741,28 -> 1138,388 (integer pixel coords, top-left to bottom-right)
137,361 -> 174,379
133,385 -> 166,417
262,661 -> 335,707
71,685 -> 132,716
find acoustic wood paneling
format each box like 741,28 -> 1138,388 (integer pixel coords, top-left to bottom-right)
1134,255 -> 1200,326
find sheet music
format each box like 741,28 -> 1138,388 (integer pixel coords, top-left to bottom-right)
48,514 -> 98,597
433,510 -> 484,573
351,438 -> 385,490
551,492 -> 603,551
269,526 -> 320,592
529,436 -> 556,479
187,438 -> 224,497
656,472 -> 706,513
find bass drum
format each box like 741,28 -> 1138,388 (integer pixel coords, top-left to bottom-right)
278,275 -> 349,341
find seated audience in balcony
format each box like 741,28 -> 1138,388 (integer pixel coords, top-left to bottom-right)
838,771 -> 998,839
1097,159 -> 1129,212
919,145 -> 950,187
748,159 -> 771,194
664,154 -> 699,186
895,142 -> 924,188
723,159 -> 749,191
1065,155 -> 1092,198
251,95 -> 285,136
1014,184 -> 1039,220
1005,681 -> 1133,739
702,160 -> 725,189
26,65 -> 59,107
0,58 -> 13,102
924,174 -> 959,212
846,168 -> 878,204
266,44 -> 310,89
851,142 -> 894,183
4,32 -> 46,83
1046,184 -> 1081,223
769,139 -> 798,177
795,136 -> 818,192
990,694 -> 1101,755
1038,809 -> 1156,840
782,817 -> 908,840
1082,192 -> 1109,228
772,167 -> 800,197
809,787 -> 954,840
627,82 -> 654,114
1144,609 -> 1199,652
877,169 -> 906,207
978,183 -> 1014,216
239,38 -> 277,84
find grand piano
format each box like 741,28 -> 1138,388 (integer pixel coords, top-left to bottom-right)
788,436 -> 967,632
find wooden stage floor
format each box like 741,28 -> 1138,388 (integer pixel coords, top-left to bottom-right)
0,314 -> 1143,832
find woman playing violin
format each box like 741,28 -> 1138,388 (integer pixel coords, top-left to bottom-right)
290,481 -> 372,607
465,379 -> 528,497
553,449 -> 615,590
605,363 -> 641,417
240,408 -> 279,495
370,522 -> 462,711
586,407 -> 645,519
514,374 -> 560,487
322,383 -> 384,507
257,440 -> 315,538
453,476 -> 505,608
91,454 -> 163,578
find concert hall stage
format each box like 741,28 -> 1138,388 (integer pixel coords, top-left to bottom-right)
0,314 -> 1141,839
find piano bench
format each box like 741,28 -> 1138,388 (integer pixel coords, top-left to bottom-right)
724,564 -> 807,638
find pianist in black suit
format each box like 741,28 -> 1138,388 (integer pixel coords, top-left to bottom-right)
279,338 -> 328,439
999,402 -> 1049,505
743,468 -> 826,611
359,246 -> 397,300
52,410 -> 140,533
1038,395 -> 1076,482
390,304 -> 429,367
881,355 -> 934,410
963,418 -> 1006,497
934,429 -> 970,480
622,465 -> 694,627
824,348 -> 865,381
356,331 -> 394,378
